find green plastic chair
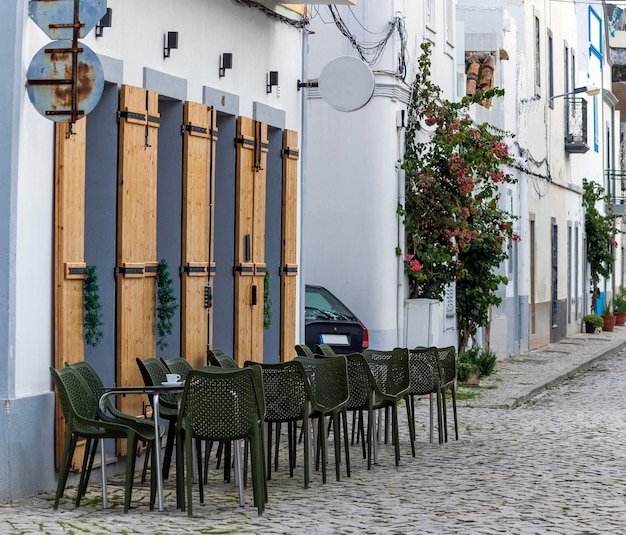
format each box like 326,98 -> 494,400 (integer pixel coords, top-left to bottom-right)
295,355 -> 350,483
50,366 -> 160,513
66,361 -> 160,497
206,347 -> 226,366
403,347 -> 444,444
436,345 -> 459,442
161,357 -> 194,381
176,367 -> 266,516
209,352 -> 240,369
314,343 -> 337,358
294,344 -> 315,358
362,348 -> 413,465
245,360 -> 312,488
136,357 -> 180,480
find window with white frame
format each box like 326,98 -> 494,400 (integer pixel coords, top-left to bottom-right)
535,16 -> 541,93
425,0 -> 435,33
445,0 -> 454,45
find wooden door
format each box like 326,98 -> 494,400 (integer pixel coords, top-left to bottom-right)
280,130 -> 299,361
181,102 -> 217,369
234,117 -> 268,364
54,119 -> 87,468
116,85 -> 159,422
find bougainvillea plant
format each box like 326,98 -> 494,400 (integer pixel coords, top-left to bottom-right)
582,178 -> 620,314
399,41 -> 518,350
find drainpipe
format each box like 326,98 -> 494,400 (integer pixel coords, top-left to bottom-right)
298,27 -> 309,344
397,161 -> 405,348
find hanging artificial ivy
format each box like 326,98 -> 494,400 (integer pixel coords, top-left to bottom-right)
83,265 -> 103,348
156,258 -> 179,351
263,271 -> 272,330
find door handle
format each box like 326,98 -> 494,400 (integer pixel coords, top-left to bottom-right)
251,285 -> 258,305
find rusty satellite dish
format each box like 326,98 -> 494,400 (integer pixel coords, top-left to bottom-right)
318,56 -> 375,112
26,40 -> 104,123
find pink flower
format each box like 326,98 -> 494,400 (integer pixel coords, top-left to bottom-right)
405,254 -> 422,273
409,259 -> 422,272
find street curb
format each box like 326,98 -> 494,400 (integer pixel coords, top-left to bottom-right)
501,340 -> 626,410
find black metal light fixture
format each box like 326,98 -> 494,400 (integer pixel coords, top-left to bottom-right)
95,7 -> 112,38
163,31 -> 178,58
549,83 -> 600,104
219,53 -> 233,78
267,71 -> 279,94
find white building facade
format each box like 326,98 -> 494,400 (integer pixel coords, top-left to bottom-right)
0,0 -> 341,501
303,1 -> 459,352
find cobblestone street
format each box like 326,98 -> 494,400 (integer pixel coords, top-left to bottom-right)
3,332 -> 626,534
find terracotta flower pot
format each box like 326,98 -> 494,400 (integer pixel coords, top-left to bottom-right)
602,314 -> 616,332
615,312 -> 626,326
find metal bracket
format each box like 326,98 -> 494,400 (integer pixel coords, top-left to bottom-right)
181,124 -> 208,135
114,266 -> 144,278
204,286 -> 212,309
181,265 -> 207,274
297,79 -> 319,91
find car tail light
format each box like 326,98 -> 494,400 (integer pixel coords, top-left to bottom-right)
360,322 -> 369,349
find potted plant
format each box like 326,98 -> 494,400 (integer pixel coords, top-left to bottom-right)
613,292 -> 626,326
582,314 -> 603,334
602,300 -> 616,332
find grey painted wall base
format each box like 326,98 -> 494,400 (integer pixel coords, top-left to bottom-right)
0,392 -> 56,501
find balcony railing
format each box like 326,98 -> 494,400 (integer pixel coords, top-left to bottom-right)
564,97 -> 589,154
606,169 -> 626,215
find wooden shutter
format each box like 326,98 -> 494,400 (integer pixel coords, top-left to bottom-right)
116,85 -> 159,424
234,117 -> 268,364
54,119 -> 87,468
181,102 -> 217,369
280,130 -> 299,361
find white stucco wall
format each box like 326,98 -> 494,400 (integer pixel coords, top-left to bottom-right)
304,1 -> 457,350
15,0 -> 305,396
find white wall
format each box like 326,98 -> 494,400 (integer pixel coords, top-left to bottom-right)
304,1 -> 457,350
15,0 -> 305,394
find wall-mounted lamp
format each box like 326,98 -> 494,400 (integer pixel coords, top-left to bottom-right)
219,53 -> 233,78
549,83 -> 600,104
163,31 -> 178,58
95,7 -> 112,38
267,71 -> 279,94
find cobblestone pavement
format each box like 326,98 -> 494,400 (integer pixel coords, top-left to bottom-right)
4,328 -> 626,534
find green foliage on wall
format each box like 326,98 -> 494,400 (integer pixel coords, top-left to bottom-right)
156,259 -> 179,351
264,271 -> 272,330
83,265 -> 103,348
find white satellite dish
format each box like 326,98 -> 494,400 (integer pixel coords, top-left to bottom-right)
318,56 -> 375,112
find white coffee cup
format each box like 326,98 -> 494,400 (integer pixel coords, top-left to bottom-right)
165,373 -> 181,383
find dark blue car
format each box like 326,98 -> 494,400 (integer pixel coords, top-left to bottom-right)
304,284 -> 369,355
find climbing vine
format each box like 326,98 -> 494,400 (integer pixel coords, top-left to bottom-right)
83,265 -> 103,348
264,271 -> 272,330
156,259 -> 179,351
583,178 -> 620,313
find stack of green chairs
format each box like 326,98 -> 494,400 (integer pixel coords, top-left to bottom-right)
362,348 -> 413,465
295,355 -> 350,483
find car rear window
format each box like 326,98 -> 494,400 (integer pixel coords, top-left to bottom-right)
305,287 -> 355,319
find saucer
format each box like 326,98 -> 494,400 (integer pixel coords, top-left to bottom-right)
161,381 -> 183,387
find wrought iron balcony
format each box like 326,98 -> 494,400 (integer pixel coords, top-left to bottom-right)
564,97 -> 589,154
606,169 -> 626,216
